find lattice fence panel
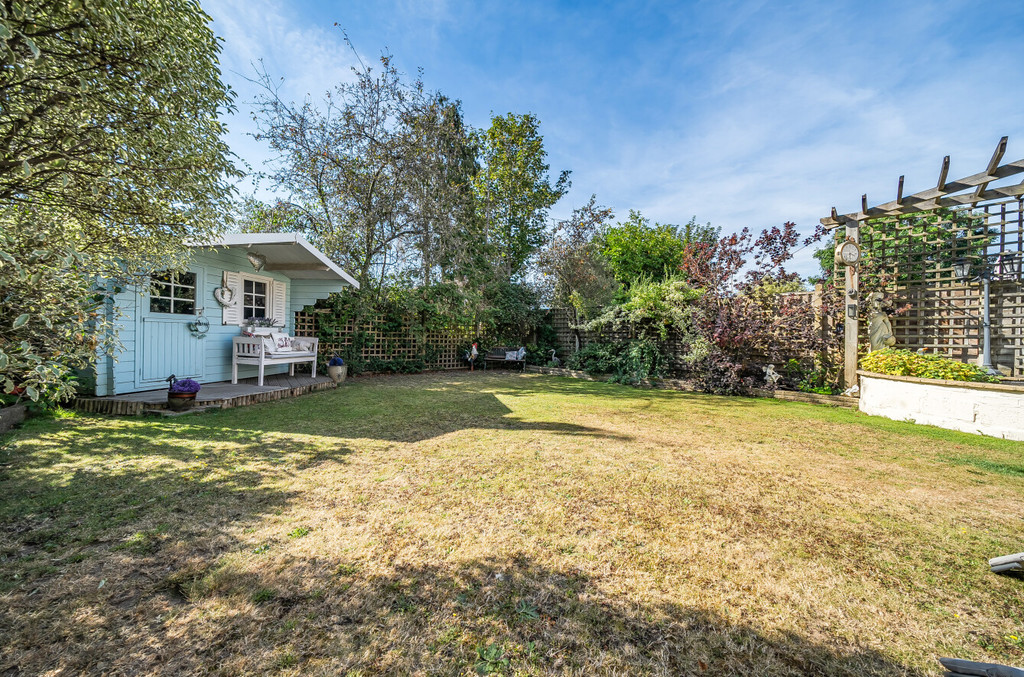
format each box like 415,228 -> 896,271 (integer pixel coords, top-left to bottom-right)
293,311 -> 476,371
858,198 -> 1024,376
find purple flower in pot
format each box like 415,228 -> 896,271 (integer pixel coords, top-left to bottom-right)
167,375 -> 201,410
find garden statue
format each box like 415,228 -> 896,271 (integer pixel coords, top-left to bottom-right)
763,363 -> 780,386
550,349 -> 560,367
867,292 -> 897,352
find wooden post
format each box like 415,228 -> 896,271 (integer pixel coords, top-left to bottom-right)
844,219 -> 861,390
811,282 -> 828,376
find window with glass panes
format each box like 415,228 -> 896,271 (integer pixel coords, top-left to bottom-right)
149,271 -> 197,315
243,278 -> 268,319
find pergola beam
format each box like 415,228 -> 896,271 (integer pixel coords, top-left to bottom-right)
936,155 -> 950,192
823,155 -> 1024,227
971,136 -> 1008,206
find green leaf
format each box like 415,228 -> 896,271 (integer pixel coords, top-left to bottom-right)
25,386 -> 39,401
12,313 -> 30,329
0,22 -> 11,40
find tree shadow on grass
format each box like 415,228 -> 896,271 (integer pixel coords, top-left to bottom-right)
172,375 -> 638,444
1,550 -> 930,675
0,416 -> 354,599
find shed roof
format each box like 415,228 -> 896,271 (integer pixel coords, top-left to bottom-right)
196,233 -> 359,288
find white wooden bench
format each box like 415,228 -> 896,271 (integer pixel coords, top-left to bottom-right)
232,336 -> 319,386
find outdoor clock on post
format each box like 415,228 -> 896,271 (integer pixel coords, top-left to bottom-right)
834,238 -> 861,267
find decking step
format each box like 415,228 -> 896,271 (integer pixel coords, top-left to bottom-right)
142,405 -> 220,417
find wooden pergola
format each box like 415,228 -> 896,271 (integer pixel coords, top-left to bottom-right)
821,137 -> 1024,388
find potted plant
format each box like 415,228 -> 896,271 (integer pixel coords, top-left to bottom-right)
244,317 -> 280,334
166,375 -> 201,411
327,356 -> 347,384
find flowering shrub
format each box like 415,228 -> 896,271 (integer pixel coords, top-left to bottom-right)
860,349 -> 999,383
168,377 -> 202,393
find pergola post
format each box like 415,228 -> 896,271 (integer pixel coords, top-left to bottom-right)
844,219 -> 862,390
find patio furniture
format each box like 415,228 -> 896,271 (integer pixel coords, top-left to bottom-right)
483,346 -> 526,372
232,334 -> 319,386
990,552 -> 1024,573
939,657 -> 1024,677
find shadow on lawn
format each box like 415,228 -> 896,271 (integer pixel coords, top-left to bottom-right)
1,550 -> 928,675
0,416 -> 354,595
478,370 -> 772,406
174,375 -> 638,444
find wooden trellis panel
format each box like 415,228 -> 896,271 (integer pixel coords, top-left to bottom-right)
293,311 -> 476,371
821,137 -> 1024,383
856,197 -> 1024,376
546,308 -> 578,357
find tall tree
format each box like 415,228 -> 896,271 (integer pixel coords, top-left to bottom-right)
475,113 -> 570,280
0,0 -> 237,402
598,211 -> 718,286
402,95 -> 484,287
251,54 -> 415,292
0,0 -> 236,271
536,195 -> 618,320
251,55 -> 483,293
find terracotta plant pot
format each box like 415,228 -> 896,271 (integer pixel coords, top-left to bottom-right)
167,391 -> 198,411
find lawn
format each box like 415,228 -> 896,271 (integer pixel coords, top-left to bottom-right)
1,372 -> 1022,676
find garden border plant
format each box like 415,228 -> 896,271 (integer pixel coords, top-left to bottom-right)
860,348 -> 999,384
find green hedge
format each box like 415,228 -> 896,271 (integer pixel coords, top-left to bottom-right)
860,348 -> 999,383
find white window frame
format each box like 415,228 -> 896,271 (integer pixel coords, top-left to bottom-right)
149,270 -> 198,316
232,272 -> 286,328
241,273 -> 272,321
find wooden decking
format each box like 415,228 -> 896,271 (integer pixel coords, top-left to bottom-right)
74,374 -> 336,416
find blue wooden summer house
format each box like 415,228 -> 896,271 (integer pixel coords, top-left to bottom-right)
87,233 -> 358,397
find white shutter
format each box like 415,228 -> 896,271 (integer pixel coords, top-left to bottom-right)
270,279 -> 287,327
222,271 -> 241,325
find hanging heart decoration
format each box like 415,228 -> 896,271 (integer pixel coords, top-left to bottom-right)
213,286 -> 234,307
247,251 -> 267,272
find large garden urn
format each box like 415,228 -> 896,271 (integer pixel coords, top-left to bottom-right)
327,357 -> 347,384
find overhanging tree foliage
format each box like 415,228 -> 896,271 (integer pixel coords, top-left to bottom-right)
0,0 -> 238,402
536,194 -> 618,321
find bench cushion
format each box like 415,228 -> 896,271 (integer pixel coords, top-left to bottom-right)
266,351 -> 316,359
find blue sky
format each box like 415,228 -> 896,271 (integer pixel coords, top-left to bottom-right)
204,0 -> 1024,276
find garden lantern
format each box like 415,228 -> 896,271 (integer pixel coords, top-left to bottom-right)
998,252 -> 1021,279
953,258 -> 972,282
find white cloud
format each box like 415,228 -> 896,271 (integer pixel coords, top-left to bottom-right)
205,0 -> 360,192
202,0 -> 1024,277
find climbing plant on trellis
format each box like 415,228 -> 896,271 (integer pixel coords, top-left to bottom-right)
294,310 -> 477,373
823,137 -> 1024,382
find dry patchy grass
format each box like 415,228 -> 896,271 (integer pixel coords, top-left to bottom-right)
1,372 -> 1022,675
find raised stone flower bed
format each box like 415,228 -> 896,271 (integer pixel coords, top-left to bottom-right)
858,370 -> 1024,441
